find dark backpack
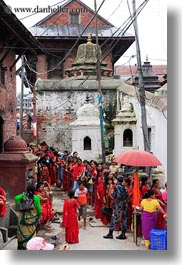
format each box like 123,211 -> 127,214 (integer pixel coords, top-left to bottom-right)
19,194 -> 35,212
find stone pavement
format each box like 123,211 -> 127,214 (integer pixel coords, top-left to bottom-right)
2,187 -> 147,251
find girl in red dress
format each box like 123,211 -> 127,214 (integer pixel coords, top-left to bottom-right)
62,190 -> 80,243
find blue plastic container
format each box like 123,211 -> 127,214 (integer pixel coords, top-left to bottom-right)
150,229 -> 167,250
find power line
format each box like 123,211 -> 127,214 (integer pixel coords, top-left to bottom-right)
101,0 -> 148,64
106,0 -> 124,21
24,0 -> 106,76
24,0 -> 146,84
129,0 -> 150,152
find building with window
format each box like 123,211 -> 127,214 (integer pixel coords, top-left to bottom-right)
70,99 -> 101,161
0,1 -> 43,153
112,82 -> 167,178
32,0 -> 135,151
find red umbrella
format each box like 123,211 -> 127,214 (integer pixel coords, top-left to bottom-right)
113,150 -> 162,167
113,150 -> 162,207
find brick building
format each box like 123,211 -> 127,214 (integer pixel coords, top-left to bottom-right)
0,1 -> 44,152
28,0 -> 135,151
114,60 -> 167,92
30,0 -> 135,80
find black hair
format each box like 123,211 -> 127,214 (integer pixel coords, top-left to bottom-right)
143,189 -> 155,199
26,184 -> 35,199
67,190 -> 75,199
53,151 -> 59,156
36,181 -> 43,190
50,146 -> 55,152
141,176 -> 149,186
124,177 -> 131,186
151,178 -> 159,188
79,181 -> 85,186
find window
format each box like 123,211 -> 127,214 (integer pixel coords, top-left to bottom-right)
84,136 -> 91,150
123,129 -> 133,146
70,12 -> 79,24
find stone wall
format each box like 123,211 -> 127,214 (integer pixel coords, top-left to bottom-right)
35,79 -> 122,152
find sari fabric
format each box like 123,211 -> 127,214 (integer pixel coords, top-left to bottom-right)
152,187 -> 164,229
14,194 -> 41,250
62,199 -> 79,243
141,210 -> 157,240
17,208 -> 38,250
94,177 -> 104,219
35,190 -> 54,224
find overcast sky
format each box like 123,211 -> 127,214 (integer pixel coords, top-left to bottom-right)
4,0 -> 167,66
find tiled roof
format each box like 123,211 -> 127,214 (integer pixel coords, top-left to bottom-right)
114,65 -> 167,83
30,24 -> 133,38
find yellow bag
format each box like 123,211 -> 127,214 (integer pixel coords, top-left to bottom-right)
88,178 -> 93,185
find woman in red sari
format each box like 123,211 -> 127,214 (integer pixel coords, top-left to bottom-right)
64,156 -> 74,191
140,176 -> 150,198
35,182 -> 54,229
39,161 -> 51,185
0,186 -> 6,218
94,170 -> 105,220
62,190 -> 80,244
151,178 -> 166,229
101,172 -> 115,225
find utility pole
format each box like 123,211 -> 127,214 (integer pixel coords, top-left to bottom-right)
19,56 -> 25,137
132,0 -> 151,178
94,0 -> 106,162
132,0 -> 150,152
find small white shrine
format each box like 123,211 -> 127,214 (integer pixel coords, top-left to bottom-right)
70,98 -> 102,161
112,94 -> 137,156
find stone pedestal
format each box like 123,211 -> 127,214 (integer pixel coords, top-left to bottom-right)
0,135 -> 37,199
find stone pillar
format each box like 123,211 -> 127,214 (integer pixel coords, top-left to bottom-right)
0,135 -> 37,199
36,55 -> 48,79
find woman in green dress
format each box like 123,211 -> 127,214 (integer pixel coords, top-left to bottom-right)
14,184 -> 42,250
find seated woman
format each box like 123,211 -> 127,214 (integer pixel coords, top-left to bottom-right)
35,181 -> 54,229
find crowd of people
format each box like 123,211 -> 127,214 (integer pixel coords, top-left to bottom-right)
0,141 -> 168,250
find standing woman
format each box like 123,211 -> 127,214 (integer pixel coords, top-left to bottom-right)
140,176 -> 150,198
94,170 -> 105,220
102,172 -> 115,225
14,184 -> 42,250
140,189 -> 167,249
123,177 -> 133,232
62,190 -> 80,243
151,179 -> 165,229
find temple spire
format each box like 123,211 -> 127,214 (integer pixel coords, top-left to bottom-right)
87,33 -> 92,43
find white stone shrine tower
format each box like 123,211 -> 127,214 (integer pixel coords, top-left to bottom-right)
70,96 -> 102,161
